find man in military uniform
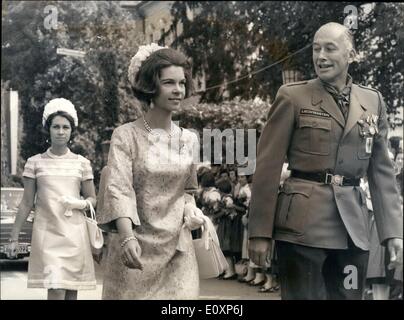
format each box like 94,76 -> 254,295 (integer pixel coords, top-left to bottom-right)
248,22 -> 403,299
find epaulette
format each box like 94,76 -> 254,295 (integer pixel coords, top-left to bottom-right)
357,84 -> 380,94
285,80 -> 308,87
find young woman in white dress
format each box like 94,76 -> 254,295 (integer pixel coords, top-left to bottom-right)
7,98 -> 97,300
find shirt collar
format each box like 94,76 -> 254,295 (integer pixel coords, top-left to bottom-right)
321,74 -> 352,97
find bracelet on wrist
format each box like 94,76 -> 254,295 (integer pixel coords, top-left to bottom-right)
120,236 -> 138,248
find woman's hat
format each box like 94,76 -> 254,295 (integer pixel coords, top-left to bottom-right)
42,98 -> 78,127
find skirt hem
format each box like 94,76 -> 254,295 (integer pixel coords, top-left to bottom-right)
28,280 -> 97,290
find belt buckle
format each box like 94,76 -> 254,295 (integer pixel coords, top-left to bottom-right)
325,173 -> 344,186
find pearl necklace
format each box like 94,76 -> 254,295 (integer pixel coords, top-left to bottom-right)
143,117 -> 173,139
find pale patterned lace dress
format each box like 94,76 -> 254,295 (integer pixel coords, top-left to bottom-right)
97,121 -> 200,299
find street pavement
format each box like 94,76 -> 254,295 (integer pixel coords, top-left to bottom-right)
0,259 -> 280,300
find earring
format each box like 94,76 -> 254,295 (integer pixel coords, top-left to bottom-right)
149,101 -> 154,109
46,139 -> 50,144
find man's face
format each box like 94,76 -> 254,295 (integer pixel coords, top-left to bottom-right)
312,26 -> 354,86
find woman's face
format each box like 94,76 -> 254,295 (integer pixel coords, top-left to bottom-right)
153,65 -> 186,112
49,115 -> 72,147
238,175 -> 248,186
229,170 -> 237,182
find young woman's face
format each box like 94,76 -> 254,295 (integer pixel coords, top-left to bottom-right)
238,175 -> 248,186
229,171 -> 237,182
153,65 -> 186,112
49,115 -> 72,147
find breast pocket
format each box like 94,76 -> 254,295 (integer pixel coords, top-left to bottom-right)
274,182 -> 313,235
297,116 -> 331,155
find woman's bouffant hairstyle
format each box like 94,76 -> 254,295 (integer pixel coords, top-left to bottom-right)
216,178 -> 232,194
131,48 -> 194,105
200,171 -> 216,188
43,111 -> 76,140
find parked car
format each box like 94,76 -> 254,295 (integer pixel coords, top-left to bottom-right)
0,188 -> 34,259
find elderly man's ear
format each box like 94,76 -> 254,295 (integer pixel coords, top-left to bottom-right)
348,49 -> 358,64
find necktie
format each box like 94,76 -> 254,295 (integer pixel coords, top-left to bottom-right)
323,83 -> 351,121
333,87 -> 351,120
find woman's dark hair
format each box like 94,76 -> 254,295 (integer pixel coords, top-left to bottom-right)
43,111 -> 76,140
219,166 -> 229,176
132,48 -> 194,105
216,178 -> 232,194
200,172 -> 216,188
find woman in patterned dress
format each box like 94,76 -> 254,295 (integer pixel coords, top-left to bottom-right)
7,98 -> 97,300
97,45 -> 205,299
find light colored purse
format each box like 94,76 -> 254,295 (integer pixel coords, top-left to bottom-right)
85,201 -> 104,250
193,216 -> 229,279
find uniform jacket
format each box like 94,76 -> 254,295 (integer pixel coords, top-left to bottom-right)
248,78 -> 403,250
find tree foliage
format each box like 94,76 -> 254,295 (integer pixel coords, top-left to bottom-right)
351,3 -> 404,121
174,97 -> 270,164
175,98 -> 268,132
2,1 -> 144,184
170,1 -> 403,124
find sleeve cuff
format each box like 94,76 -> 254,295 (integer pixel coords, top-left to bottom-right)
97,192 -> 140,233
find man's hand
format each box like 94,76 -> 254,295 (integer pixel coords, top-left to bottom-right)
248,237 -> 272,266
387,238 -> 403,270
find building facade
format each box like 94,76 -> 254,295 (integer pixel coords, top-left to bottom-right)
120,1 -> 205,92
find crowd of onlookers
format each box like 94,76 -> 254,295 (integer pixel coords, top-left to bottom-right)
194,163 -> 288,293
363,144 -> 403,300
194,140 -> 403,298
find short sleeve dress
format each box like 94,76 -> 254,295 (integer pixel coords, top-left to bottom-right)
97,121 -> 200,300
24,148 -> 96,290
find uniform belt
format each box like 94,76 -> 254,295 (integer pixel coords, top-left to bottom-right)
291,170 -> 360,186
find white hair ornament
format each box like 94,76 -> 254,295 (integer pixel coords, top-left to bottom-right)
42,98 -> 78,127
128,43 -> 167,86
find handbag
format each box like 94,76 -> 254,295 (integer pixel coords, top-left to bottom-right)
84,201 -> 104,250
193,216 -> 229,279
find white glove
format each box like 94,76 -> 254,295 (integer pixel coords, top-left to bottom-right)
59,196 -> 88,210
184,203 -> 204,231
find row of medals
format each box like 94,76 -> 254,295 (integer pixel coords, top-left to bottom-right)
358,114 -> 379,137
